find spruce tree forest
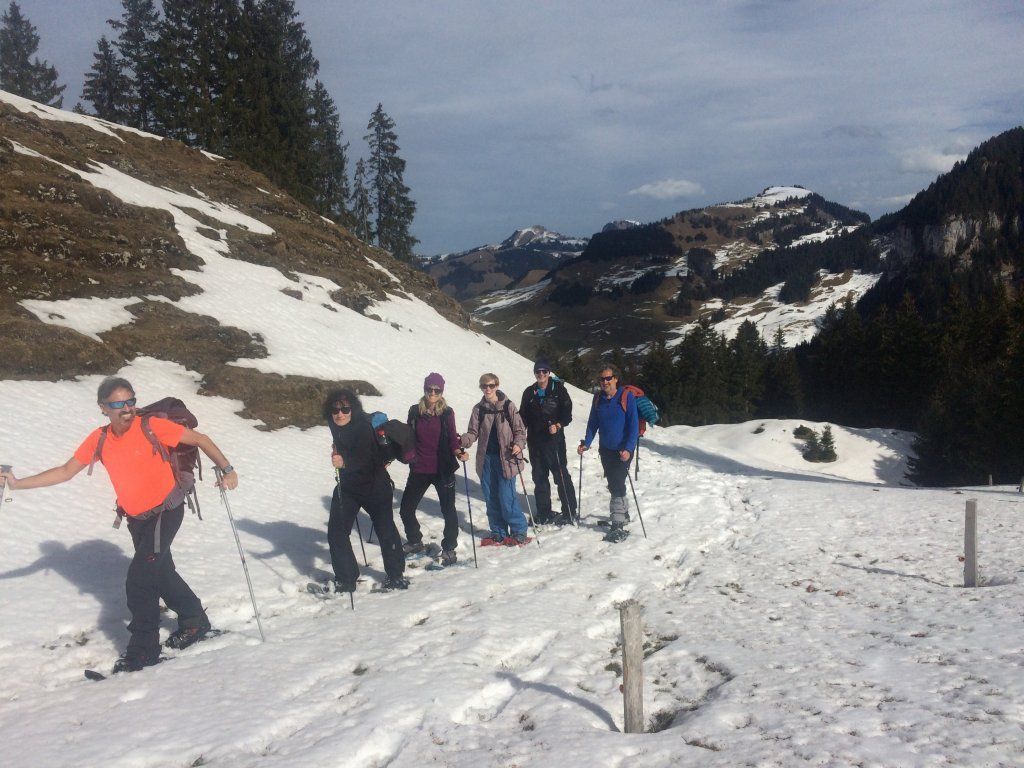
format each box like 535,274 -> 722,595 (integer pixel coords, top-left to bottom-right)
0,0 -> 418,261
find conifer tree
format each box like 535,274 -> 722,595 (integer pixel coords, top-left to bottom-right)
107,0 -> 160,131
308,80 -> 350,223
0,1 -> 64,106
81,36 -> 129,121
819,425 -> 837,461
349,157 -> 374,242
365,103 -> 418,261
152,0 -> 240,149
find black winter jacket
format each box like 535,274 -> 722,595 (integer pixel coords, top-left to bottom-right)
519,378 -> 573,440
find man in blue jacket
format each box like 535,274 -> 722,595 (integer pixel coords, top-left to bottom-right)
578,363 -> 639,542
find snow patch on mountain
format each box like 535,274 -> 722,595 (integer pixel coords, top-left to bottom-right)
673,270 -> 881,346
1,88 -> 162,143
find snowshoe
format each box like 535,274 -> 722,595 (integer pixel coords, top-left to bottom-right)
602,524 -> 629,544
480,535 -> 507,547
111,649 -> 162,674
165,615 -> 213,650
505,535 -> 533,547
403,541 -> 426,559
377,576 -> 411,592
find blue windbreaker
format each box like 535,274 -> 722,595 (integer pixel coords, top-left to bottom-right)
584,388 -> 640,453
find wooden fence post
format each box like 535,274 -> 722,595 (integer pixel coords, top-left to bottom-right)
964,499 -> 978,588
620,599 -> 644,733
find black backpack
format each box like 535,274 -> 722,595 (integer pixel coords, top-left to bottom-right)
88,397 -> 203,522
369,411 -> 416,465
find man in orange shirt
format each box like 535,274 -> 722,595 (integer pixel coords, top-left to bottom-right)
0,377 -> 239,674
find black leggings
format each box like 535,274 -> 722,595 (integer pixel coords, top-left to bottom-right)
328,481 -> 405,584
125,504 -> 204,655
399,471 -> 459,551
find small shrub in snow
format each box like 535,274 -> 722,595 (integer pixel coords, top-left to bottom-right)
794,424 -> 815,440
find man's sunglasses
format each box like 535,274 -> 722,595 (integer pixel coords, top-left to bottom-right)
425,387 -> 443,395
480,383 -> 498,390
598,375 -> 615,383
535,369 -> 550,376
106,397 -> 137,409
331,405 -> 352,415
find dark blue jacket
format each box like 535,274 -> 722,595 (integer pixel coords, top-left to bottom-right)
584,389 -> 639,453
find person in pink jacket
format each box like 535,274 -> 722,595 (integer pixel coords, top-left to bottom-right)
460,372 -> 530,545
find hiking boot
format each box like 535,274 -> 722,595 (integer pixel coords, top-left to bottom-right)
403,541 -> 425,556
505,534 -> 530,547
603,523 -> 629,544
333,580 -> 357,593
165,614 -> 212,650
481,533 -> 507,546
440,549 -> 457,567
551,513 -> 572,527
381,576 -> 410,591
112,649 -> 159,674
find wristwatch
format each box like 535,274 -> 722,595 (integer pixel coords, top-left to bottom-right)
221,464 -> 236,475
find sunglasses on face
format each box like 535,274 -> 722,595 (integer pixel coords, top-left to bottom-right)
598,375 -> 615,383
480,383 -> 498,390
535,369 -> 550,376
331,405 -> 352,415
106,397 -> 137,409
425,387 -> 443,395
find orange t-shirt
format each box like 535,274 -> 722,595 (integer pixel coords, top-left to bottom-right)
74,416 -> 186,516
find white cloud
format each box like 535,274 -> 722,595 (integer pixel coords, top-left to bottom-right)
880,193 -> 916,207
628,178 -> 705,200
899,149 -> 967,174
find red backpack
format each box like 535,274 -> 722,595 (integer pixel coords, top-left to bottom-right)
592,384 -> 651,436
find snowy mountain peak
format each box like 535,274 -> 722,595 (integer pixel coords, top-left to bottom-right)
752,185 -> 813,206
601,219 -> 641,232
501,225 -> 573,249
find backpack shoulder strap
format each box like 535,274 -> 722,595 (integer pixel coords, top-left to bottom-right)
87,425 -> 109,476
619,390 -> 629,413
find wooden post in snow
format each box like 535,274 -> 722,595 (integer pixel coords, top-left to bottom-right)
620,599 -> 644,733
964,499 -> 978,588
988,474 -> 993,487
1018,476 -> 1023,494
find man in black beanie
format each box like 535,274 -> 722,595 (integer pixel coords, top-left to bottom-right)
519,358 -> 577,526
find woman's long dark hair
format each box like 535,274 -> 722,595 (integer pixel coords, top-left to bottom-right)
321,388 -> 365,422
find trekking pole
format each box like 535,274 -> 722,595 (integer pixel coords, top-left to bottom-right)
635,438 -> 640,480
462,460 -> 478,568
554,453 -> 578,527
0,464 -> 12,515
215,467 -> 265,642
626,473 -> 648,539
514,454 -> 541,546
578,442 -> 585,524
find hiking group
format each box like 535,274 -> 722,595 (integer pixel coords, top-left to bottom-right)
0,361 -> 651,675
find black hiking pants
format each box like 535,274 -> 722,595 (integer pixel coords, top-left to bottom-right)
599,448 -> 633,499
125,503 -> 204,657
528,435 -> 578,523
328,481 -> 405,584
399,471 -> 459,551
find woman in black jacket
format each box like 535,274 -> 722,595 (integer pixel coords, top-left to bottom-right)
323,389 -> 408,592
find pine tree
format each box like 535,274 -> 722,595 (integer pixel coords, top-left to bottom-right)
819,425 -> 837,461
81,36 -> 129,121
308,80 -> 350,223
365,103 -> 418,260
0,1 -> 64,106
228,0 -> 319,204
107,0 -> 160,131
152,0 -> 240,149
349,157 -> 374,242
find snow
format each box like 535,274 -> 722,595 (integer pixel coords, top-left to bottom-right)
788,224 -> 862,248
19,296 -> 139,341
0,89 -> 162,142
2,103 -> 1023,767
473,279 -> 551,316
719,186 -> 813,209
674,270 -> 881,347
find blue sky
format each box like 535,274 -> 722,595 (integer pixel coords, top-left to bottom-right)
17,0 -> 1024,253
